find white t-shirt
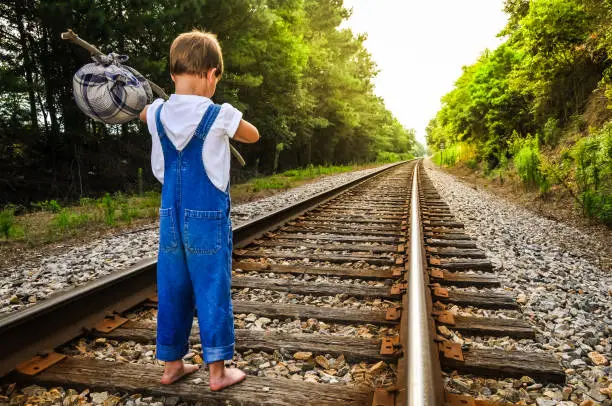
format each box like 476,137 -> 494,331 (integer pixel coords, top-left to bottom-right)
146,94 -> 243,191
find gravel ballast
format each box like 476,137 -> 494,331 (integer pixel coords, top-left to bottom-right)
425,160 -> 611,405
0,165 -> 393,316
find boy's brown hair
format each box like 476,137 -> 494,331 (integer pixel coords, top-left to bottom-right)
170,30 -> 223,78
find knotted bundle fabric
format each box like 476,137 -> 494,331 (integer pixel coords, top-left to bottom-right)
73,53 -> 153,124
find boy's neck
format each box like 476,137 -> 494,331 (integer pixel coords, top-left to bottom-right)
173,74 -> 214,98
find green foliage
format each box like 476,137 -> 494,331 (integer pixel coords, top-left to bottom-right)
572,124 -> 612,223
248,163 -> 367,192
543,118 -> 562,146
52,209 -> 90,234
0,206 -> 16,239
283,164 -> 355,179
32,200 -> 62,213
376,152 -> 414,163
509,135 -> 551,192
137,168 -> 144,197
250,177 -> 293,192
466,159 -> 479,170
431,143 -> 477,167
79,197 -> 96,207
232,163 -> 378,196
412,142 -> 427,157
141,191 -> 162,209
101,193 -> 116,225
120,203 -> 138,224
513,137 -> 540,185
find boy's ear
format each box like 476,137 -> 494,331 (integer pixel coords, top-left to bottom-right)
207,68 -> 217,82
171,74 -> 176,83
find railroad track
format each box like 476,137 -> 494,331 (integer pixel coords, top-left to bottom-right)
0,160 -> 564,406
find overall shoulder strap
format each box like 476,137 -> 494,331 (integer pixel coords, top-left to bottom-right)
194,103 -> 222,140
154,103 -> 168,140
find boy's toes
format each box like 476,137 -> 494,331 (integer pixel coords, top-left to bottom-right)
160,364 -> 200,385
209,368 -> 246,391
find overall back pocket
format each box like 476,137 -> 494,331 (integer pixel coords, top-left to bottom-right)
184,209 -> 224,255
159,208 -> 178,252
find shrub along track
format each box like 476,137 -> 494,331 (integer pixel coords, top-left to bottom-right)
0,160 -> 564,406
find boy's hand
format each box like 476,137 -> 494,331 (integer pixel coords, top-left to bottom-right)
139,105 -> 150,123
233,119 -> 259,143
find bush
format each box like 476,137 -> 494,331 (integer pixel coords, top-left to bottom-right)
376,151 -> 413,163
514,139 -> 540,186
120,203 -> 138,224
543,117 -> 562,146
466,158 -> 479,170
33,199 -> 62,213
572,124 -> 612,223
52,209 -> 90,233
432,143 -> 476,167
511,135 -> 550,192
79,197 -> 96,207
0,206 -> 16,239
101,193 -> 116,225
141,191 -> 161,208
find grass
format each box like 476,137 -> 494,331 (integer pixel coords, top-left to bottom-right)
1,162 -> 388,247
0,206 -> 16,240
230,163 -> 383,199
571,123 -> 612,224
431,143 -> 477,167
2,191 -> 163,247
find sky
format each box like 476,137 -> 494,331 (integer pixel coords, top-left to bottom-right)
342,0 -> 509,145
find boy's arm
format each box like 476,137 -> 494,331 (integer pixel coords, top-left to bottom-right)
139,105 -> 149,123
233,119 -> 259,143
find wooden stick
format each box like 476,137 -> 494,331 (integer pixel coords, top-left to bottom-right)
61,29 -> 246,166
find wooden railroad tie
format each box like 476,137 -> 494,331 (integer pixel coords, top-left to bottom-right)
16,357 -> 373,405
437,341 -> 565,383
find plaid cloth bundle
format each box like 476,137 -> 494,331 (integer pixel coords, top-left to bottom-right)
73,53 -> 152,124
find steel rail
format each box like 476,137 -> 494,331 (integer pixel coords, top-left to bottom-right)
0,161 -> 409,377
406,162 -> 443,405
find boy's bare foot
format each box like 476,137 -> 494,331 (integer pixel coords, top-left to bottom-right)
160,360 -> 200,385
209,362 -> 246,391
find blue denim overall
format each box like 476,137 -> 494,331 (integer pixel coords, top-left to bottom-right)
154,103 -> 234,363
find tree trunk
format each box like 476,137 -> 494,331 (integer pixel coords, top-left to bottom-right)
14,5 -> 39,131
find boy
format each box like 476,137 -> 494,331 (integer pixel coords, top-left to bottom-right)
139,30 -> 259,391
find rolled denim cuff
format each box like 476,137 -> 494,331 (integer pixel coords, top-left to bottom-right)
203,342 -> 235,363
156,342 -> 189,362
